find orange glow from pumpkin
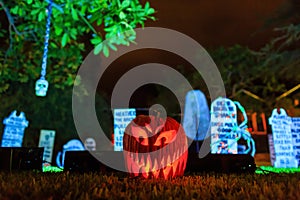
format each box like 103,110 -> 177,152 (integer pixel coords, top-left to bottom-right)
153,130 -> 177,146
123,115 -> 188,179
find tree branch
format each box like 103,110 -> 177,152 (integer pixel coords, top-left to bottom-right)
0,0 -> 21,35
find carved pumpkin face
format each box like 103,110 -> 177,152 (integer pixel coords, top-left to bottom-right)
123,115 -> 188,179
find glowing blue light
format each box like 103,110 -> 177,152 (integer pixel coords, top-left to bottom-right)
56,139 -> 85,168
113,108 -> 136,151
269,108 -> 298,168
1,110 -> 28,147
183,90 -> 210,141
210,98 -> 256,156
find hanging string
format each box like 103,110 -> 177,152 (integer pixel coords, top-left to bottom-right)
35,0 -> 53,97
40,0 -> 53,79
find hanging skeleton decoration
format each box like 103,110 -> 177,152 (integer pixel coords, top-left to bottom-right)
35,0 -> 53,96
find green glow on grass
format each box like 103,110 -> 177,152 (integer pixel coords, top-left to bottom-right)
42,165 -> 300,174
256,166 -> 300,174
43,166 -> 63,173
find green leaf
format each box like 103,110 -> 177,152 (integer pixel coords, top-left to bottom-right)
38,11 -> 44,22
10,7 -> 19,15
27,0 -> 33,4
107,42 -> 117,51
122,0 -> 130,7
94,43 -> 103,55
147,8 -> 155,15
103,44 -> 109,57
61,33 -> 69,47
96,18 -> 103,26
31,9 -> 40,16
69,28 -> 78,40
119,11 -> 126,20
145,2 -> 150,10
55,27 -> 63,36
71,8 -> 79,21
90,37 -> 102,45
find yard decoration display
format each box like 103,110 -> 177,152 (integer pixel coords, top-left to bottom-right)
123,115 -> 188,179
56,139 -> 85,168
183,90 -> 210,141
210,97 -> 256,156
269,108 -> 298,168
114,108 -> 136,151
1,110 -> 29,147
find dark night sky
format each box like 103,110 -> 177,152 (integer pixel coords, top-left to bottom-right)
97,0 -> 296,111
142,0 -> 291,49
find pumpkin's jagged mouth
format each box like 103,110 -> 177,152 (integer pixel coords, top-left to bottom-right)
125,144 -> 188,179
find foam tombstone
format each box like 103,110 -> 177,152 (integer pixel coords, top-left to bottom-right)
123,115 -> 188,179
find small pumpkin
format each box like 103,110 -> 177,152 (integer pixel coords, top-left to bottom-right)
123,115 -> 188,179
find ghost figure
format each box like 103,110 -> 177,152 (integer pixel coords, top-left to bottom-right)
56,139 -> 85,168
183,90 -> 210,141
84,137 -> 96,151
35,79 -> 49,97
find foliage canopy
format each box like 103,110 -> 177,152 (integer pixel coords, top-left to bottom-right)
0,0 -> 155,92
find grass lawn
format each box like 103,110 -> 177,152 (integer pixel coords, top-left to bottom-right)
0,166 -> 299,200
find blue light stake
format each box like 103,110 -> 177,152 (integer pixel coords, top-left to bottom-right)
35,0 -> 53,97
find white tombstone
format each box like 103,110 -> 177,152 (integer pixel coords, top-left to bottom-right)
210,97 -> 238,154
182,90 -> 210,141
269,108 -> 297,168
1,110 -> 29,147
113,108 -> 136,151
84,137 -> 96,151
291,117 -> 300,167
56,139 -> 85,168
38,130 -> 56,165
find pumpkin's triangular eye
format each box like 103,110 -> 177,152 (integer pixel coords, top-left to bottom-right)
153,130 -> 177,146
130,126 -> 149,146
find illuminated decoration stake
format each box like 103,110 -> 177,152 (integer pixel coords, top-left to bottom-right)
183,90 -> 210,141
56,139 -> 85,168
210,97 -> 256,156
38,130 -> 56,166
35,0 -> 53,97
269,108 -> 297,168
113,108 -> 136,151
1,110 -> 29,147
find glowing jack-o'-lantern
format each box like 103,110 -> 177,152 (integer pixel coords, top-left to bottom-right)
123,115 -> 188,179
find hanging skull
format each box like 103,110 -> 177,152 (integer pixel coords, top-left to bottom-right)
84,137 -> 96,151
35,79 -> 49,97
